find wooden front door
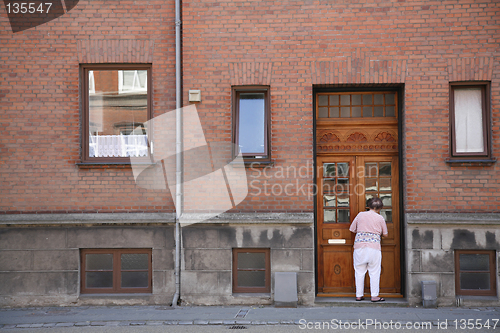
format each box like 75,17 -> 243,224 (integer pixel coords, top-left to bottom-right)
315,91 -> 402,297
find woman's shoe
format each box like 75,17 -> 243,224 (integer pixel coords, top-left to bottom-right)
356,297 -> 365,301
371,297 -> 385,302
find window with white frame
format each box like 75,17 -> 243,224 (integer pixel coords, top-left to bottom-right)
118,70 -> 148,94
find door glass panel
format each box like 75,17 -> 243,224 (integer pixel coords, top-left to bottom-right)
338,210 -> 350,223
380,193 -> 392,206
323,179 -> 336,193
379,178 -> 391,191
374,94 -> 384,104
385,93 -> 395,104
318,95 -> 328,106
380,162 -> 391,176
365,163 -> 378,177
324,209 -> 336,223
352,94 -> 361,105
337,194 -> 349,207
318,107 -> 328,118
329,107 -> 339,117
337,163 -> 349,177
380,209 -> 392,222
363,107 -> 372,117
365,178 -> 377,192
363,94 -> 372,104
337,178 -> 349,192
341,95 -> 350,105
324,195 -> 336,207
329,95 -> 339,105
386,106 -> 395,117
341,107 -> 350,117
323,163 -> 336,177
352,107 -> 361,117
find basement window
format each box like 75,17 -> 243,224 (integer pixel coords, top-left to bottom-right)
232,248 -> 270,293
81,249 -> 152,294
455,250 -> 496,296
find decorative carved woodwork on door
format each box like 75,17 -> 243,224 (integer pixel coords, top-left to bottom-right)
316,127 -> 398,154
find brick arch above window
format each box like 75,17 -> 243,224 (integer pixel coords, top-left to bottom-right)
77,39 -> 155,64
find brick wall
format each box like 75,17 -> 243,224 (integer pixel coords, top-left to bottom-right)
0,1 -> 176,213
1,0 -> 499,214
182,0 -> 500,213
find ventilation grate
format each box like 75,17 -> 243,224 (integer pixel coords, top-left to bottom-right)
228,325 -> 247,329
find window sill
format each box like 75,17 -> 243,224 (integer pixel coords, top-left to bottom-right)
76,162 -> 156,169
244,161 -> 274,168
79,293 -> 153,298
445,158 -> 496,165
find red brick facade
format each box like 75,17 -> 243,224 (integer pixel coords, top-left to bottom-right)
182,0 -> 500,213
0,1 -> 176,213
1,0 -> 499,214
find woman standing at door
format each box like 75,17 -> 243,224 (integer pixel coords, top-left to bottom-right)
349,197 -> 388,302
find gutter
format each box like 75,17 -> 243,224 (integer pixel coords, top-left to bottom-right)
171,0 -> 182,307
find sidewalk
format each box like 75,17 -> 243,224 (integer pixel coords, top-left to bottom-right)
1,304 -> 499,329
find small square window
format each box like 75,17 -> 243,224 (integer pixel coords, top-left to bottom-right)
232,248 -> 270,293
455,250 -> 496,296
233,86 -> 270,162
449,82 -> 491,159
81,249 -> 152,294
81,64 -> 152,163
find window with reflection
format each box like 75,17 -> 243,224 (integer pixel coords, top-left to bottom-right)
364,161 -> 392,222
233,86 -> 270,161
450,82 -> 491,159
232,248 -> 270,293
317,92 -> 397,118
81,65 -> 151,163
322,162 -> 350,223
455,250 -> 496,296
81,249 -> 152,294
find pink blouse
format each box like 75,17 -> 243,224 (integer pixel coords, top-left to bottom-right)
349,210 -> 388,251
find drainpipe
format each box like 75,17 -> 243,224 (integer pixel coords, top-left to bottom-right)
171,0 -> 182,307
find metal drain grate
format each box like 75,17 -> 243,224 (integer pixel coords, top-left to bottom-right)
235,309 -> 249,319
228,325 -> 247,329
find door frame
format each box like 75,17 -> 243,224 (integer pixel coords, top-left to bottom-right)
312,85 -> 406,298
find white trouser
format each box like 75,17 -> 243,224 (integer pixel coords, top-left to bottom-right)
353,247 -> 382,298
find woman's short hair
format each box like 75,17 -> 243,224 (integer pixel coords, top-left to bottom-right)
367,197 -> 383,210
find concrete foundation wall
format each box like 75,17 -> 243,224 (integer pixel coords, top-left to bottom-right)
0,213 -> 314,307
180,223 -> 315,306
406,213 -> 500,307
0,224 -> 175,307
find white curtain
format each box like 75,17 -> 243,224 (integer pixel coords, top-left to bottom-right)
454,88 -> 484,153
89,134 -> 148,157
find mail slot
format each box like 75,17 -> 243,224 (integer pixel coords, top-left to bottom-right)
328,239 -> 346,244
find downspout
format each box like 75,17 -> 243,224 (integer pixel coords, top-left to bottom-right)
172,0 -> 182,307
